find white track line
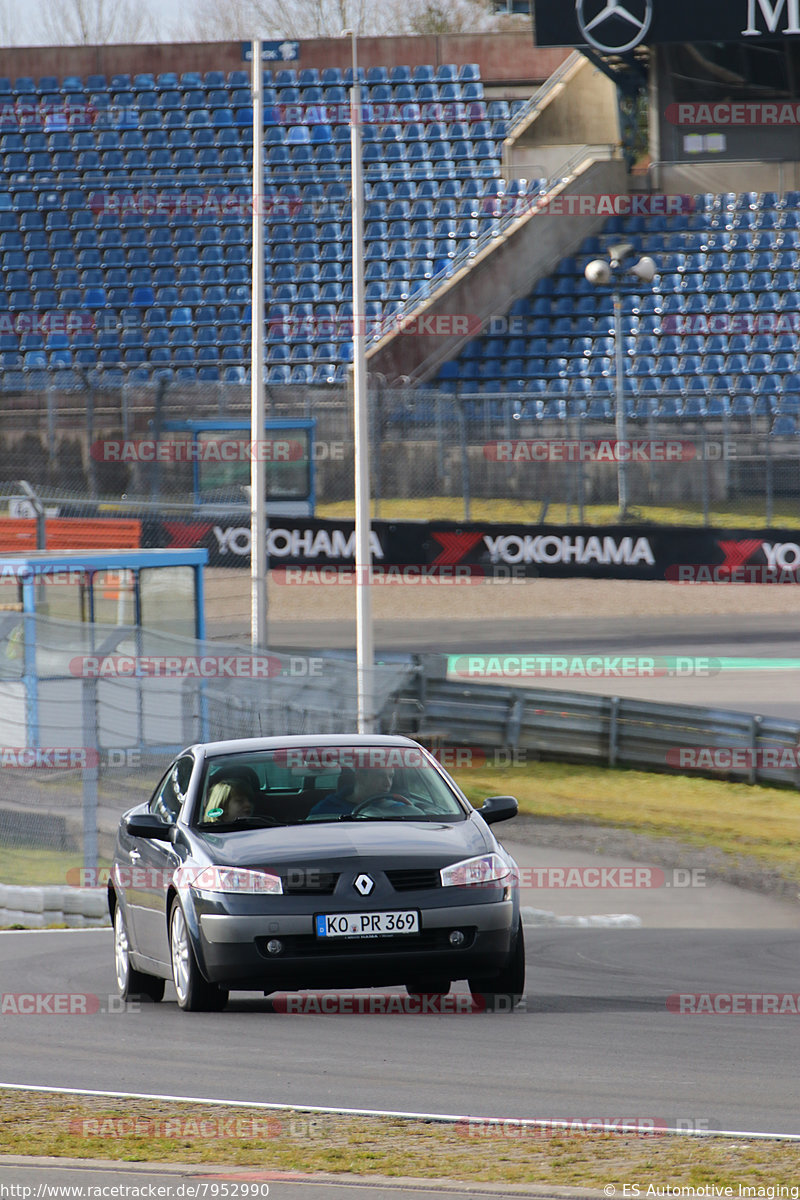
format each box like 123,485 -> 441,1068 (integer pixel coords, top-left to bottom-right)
0,1082 -> 798,1142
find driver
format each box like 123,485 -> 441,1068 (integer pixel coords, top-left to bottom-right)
309,765 -> 405,818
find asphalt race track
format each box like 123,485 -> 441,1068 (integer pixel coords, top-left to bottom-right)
3,837 -> 800,1138
3,925 -> 800,1133
269,612 -> 800,721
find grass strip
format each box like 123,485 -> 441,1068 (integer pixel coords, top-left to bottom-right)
452,761 -> 800,885
1,1091 -> 799,1187
318,498 -> 798,528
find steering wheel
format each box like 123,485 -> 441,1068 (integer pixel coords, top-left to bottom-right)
350,793 -> 412,817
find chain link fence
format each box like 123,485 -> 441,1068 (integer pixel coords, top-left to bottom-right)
0,380 -> 796,521
0,612 -> 415,879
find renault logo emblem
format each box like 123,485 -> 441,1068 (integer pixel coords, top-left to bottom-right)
576,0 -> 653,55
354,873 -> 375,896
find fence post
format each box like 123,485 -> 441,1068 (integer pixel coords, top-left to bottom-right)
459,403 -> 471,523
701,425 -> 710,526
18,481 -> 45,550
371,375 -> 382,520
577,409 -> 585,523
608,695 -> 619,766
435,394 -> 446,485
86,377 -> 97,499
46,386 -> 56,465
82,676 -> 99,876
748,714 -> 762,787
765,434 -> 773,526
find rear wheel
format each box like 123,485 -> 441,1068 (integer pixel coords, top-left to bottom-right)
113,903 -> 165,1003
468,919 -> 525,1012
169,900 -> 228,1012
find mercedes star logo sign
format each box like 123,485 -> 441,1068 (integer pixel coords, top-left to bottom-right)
576,0 -> 653,55
354,873 -> 375,896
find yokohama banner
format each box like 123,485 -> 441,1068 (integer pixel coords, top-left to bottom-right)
141,516 -> 800,581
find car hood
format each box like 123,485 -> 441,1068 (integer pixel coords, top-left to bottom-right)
196,816 -> 495,869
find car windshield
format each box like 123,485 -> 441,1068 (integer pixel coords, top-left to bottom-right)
193,744 -> 467,828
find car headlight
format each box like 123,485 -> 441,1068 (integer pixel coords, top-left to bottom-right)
186,866 -> 283,895
440,853 -> 512,888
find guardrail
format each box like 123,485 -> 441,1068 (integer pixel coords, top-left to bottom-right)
394,661 -> 800,789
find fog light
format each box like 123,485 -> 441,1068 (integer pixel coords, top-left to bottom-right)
266,938 -> 284,955
449,930 -> 465,947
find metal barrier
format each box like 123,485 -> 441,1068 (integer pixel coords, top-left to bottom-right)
396,661 -> 800,789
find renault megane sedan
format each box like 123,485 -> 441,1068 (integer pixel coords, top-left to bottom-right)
109,734 -> 524,1011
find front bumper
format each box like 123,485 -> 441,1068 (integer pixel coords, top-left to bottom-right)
195,898 -> 516,990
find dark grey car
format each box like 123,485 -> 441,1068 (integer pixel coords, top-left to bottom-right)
110,734 -> 524,1011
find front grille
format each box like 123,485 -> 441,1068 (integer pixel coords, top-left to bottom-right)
281,871 -> 339,895
385,868 -> 441,892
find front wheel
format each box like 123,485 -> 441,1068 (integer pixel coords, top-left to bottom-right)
169,900 -> 228,1012
114,903 -> 164,1003
468,919 -> 525,1012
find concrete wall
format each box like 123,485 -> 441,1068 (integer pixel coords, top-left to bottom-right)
0,883 -> 109,928
366,155 -> 628,384
0,35 -> 570,88
511,56 -> 619,151
653,161 -> 800,195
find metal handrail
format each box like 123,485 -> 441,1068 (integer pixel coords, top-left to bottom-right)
370,143 -> 622,353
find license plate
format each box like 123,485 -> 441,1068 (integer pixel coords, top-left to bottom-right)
315,910 -> 420,938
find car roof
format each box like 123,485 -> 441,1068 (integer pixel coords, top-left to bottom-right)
183,733 -> 425,759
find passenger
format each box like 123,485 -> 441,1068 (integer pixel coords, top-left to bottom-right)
204,780 -> 255,823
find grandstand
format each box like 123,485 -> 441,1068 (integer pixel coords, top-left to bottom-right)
1,9 -> 799,451
430,189 -> 800,430
0,61 -> 537,390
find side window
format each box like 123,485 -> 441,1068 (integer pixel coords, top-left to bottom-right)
150,755 -> 194,824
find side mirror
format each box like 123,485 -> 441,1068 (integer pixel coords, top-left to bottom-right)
477,795 -> 518,825
125,813 -> 174,841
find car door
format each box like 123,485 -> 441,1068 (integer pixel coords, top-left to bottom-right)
127,755 -> 195,967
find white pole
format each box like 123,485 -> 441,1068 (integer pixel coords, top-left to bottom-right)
349,30 -> 374,733
612,287 -> 628,520
250,38 -> 268,649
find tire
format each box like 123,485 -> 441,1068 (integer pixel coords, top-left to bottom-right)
468,919 -> 525,1012
113,903 -> 165,1003
169,899 -> 228,1012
